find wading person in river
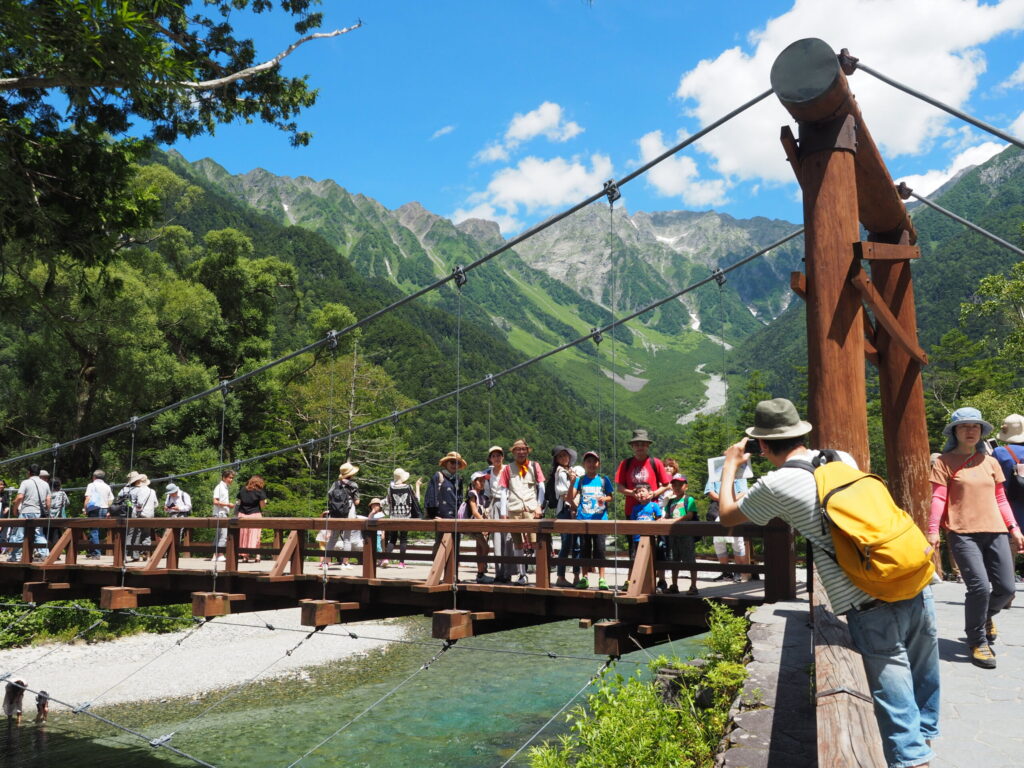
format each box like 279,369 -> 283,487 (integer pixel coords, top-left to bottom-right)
928,407 -> 1023,670
719,398 -> 939,768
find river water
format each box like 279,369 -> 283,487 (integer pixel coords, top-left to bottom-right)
1,619 -> 704,768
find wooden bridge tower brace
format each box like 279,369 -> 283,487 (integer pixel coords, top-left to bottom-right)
770,38 -> 931,526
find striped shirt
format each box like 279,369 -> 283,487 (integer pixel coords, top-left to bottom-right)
738,449 -> 871,615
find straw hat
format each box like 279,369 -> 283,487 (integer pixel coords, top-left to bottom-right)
126,470 -> 141,485
392,467 -> 410,484
438,451 -> 468,470
368,498 -> 384,509
744,399 -> 813,440
338,462 -> 359,480
134,474 -> 150,487
510,439 -> 530,452
996,414 -> 1024,444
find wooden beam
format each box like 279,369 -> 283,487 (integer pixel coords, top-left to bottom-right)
99,586 -> 151,611
790,271 -> 807,301
780,125 -> 802,182
299,599 -> 361,627
850,269 -> 928,365
853,241 -> 920,261
534,533 -> 551,589
268,530 -> 301,579
624,536 -> 656,599
432,609 -> 474,640
22,582 -> 70,603
191,592 -> 246,618
424,533 -> 455,587
41,528 -> 74,567
142,529 -> 178,572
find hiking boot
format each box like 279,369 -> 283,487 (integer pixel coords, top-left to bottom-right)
986,618 -> 998,644
475,574 -> 495,584
970,643 -> 997,669
713,573 -> 733,582
686,586 -> 700,596
597,578 -> 609,590
555,577 -> 573,588
666,584 -> 679,594
657,579 -> 669,592
574,577 -> 589,589
516,575 -> 529,586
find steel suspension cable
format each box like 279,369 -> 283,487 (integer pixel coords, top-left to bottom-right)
283,640 -> 456,768
120,229 -> 804,489
851,58 -> 1024,151
497,659 -> 612,768
0,89 -> 774,472
10,679 -> 216,767
899,185 -> 1024,258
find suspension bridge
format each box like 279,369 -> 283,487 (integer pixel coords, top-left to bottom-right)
2,37 -> 1023,767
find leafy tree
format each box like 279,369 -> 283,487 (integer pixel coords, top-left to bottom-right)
959,251 -> 1024,373
0,1 -> 361,269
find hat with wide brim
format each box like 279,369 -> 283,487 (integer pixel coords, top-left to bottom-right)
942,407 -> 994,452
438,451 -> 468,470
126,470 -> 141,485
338,462 -> 359,480
996,414 -> 1024,444
392,467 -> 410,485
628,429 -> 653,444
136,474 -> 150,487
487,445 -> 505,457
551,445 -> 578,464
744,398 -> 813,440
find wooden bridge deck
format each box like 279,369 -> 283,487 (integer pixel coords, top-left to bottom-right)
0,517 -> 796,656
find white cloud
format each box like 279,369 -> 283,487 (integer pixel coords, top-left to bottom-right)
897,140 -> 1006,195
453,154 -> 613,234
999,61 -> 1024,89
505,102 -> 583,145
475,101 -> 584,164
637,130 -> 729,207
673,0 -> 1024,185
430,125 -> 455,140
1011,110 -> 1024,138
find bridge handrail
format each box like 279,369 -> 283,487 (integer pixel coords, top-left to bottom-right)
810,570 -> 885,767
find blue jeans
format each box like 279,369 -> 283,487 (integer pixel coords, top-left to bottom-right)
7,511 -> 50,561
846,588 -> 939,768
86,508 -> 109,557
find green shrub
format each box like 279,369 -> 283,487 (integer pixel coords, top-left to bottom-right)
529,602 -> 750,768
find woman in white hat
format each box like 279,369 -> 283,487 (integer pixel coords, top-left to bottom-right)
126,474 -> 157,562
323,463 -> 361,569
928,407 -> 1024,669
384,467 -> 422,567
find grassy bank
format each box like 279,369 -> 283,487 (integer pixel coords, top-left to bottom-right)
0,597 -> 193,649
530,602 -> 749,768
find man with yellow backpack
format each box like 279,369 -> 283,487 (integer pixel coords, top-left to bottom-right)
718,398 -> 938,768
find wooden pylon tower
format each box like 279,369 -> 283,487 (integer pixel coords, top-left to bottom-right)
771,38 -> 931,527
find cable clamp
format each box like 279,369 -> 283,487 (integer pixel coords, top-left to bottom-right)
51,443 -> 60,455
603,179 -> 621,204
0,672 -> 10,682
591,328 -> 603,345
837,48 -> 859,76
348,632 -> 358,639
484,373 -> 495,390
149,734 -> 173,748
129,416 -> 138,433
546,652 -> 558,659
73,702 -> 92,714
325,329 -> 339,351
452,265 -> 468,289
896,182 -> 913,200
220,380 -> 230,395
711,268 -> 727,287
391,410 -> 400,426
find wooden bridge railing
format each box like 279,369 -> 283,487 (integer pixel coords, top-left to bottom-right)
0,516 -> 797,600
810,570 -> 885,767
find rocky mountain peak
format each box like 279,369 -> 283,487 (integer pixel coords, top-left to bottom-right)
455,218 -> 504,251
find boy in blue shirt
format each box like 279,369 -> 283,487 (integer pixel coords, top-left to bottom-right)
570,451 -> 614,590
628,481 -> 663,560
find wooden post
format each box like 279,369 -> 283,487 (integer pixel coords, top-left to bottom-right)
225,526 -> 239,571
425,533 -> 456,586
772,39 -> 870,468
763,519 -> 796,602
111,525 -> 125,569
362,531 -> 377,579
624,536 -> 655,598
534,532 -> 551,589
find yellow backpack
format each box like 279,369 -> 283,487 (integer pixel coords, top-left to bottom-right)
788,451 -> 935,602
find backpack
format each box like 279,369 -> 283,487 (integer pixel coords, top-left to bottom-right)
786,450 -> 935,602
1003,445 -> 1024,505
327,481 -> 353,518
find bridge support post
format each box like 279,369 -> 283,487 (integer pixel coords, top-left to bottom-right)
763,519 -> 796,602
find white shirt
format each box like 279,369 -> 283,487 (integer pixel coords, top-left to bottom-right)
213,481 -> 232,514
165,491 -> 192,514
84,480 -> 113,510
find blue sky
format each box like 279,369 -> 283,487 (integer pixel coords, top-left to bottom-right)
171,0 -> 1024,234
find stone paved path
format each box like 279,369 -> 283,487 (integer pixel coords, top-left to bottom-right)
930,579 -> 1024,768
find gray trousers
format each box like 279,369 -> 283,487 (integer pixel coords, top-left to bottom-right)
213,508 -> 228,550
126,514 -> 152,555
949,531 -> 1016,646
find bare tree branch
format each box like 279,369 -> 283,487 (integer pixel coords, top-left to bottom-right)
0,22 -> 363,92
